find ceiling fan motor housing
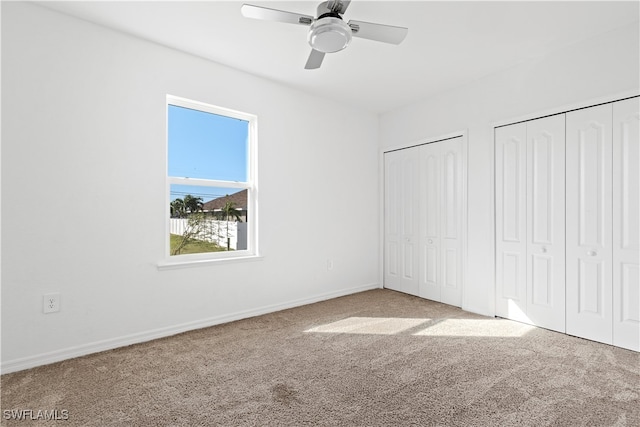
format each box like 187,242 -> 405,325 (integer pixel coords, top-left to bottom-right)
308,14 -> 352,53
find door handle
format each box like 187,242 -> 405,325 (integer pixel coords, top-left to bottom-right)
428,239 -> 433,244
587,250 -> 597,256
541,246 -> 547,253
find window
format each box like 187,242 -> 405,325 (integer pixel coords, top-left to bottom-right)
164,95 -> 257,265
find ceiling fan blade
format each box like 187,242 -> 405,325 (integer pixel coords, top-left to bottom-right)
241,4 -> 314,26
348,20 -> 408,44
305,49 -> 325,70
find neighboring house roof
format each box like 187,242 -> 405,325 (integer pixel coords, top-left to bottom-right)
202,189 -> 247,212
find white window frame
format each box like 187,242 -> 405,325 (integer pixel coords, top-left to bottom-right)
159,95 -> 259,269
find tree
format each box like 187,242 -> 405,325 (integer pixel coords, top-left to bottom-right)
220,201 -> 242,222
171,213 -> 207,255
170,198 -> 186,218
219,201 -> 242,251
183,194 -> 204,214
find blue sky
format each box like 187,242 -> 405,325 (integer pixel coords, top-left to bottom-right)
168,105 -> 248,203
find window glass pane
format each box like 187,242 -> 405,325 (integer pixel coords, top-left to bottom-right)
169,184 -> 249,256
168,105 -> 248,181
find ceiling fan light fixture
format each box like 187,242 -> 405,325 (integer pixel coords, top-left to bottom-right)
307,17 -> 352,53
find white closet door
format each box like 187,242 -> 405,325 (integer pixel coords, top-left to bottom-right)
386,137 -> 465,304
495,123 -> 528,322
419,142 -> 441,301
566,103 -> 613,345
526,115 -> 566,333
384,148 -> 419,295
418,138 -> 464,306
439,137 -> 464,307
384,149 -> 402,292
613,97 -> 640,351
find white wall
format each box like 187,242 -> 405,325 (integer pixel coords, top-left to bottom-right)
379,22 -> 640,316
1,2 -> 380,372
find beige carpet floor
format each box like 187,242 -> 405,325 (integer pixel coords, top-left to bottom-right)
1,289 -> 639,426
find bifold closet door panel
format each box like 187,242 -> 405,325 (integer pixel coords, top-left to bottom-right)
613,97 -> 640,351
495,123 -> 528,322
439,137 -> 464,307
566,103 -> 614,345
419,142 -> 441,302
525,115 -> 566,333
418,138 -> 464,307
384,149 -> 402,292
384,148 -> 419,296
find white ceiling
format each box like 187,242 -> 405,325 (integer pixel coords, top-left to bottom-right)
36,1 -> 639,113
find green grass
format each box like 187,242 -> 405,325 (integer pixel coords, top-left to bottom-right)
170,234 -> 229,255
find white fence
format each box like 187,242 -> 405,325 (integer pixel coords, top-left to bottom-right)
170,218 -> 247,250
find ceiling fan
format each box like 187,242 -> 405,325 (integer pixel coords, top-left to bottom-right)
241,0 -> 408,69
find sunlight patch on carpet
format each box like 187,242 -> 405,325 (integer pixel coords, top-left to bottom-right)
413,319 -> 536,337
305,317 -> 430,335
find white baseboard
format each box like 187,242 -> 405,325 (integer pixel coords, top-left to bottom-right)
1,283 -> 380,374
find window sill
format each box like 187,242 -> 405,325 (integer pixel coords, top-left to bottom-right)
157,254 -> 264,270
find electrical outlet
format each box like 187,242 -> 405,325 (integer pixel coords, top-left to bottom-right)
43,293 -> 60,314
